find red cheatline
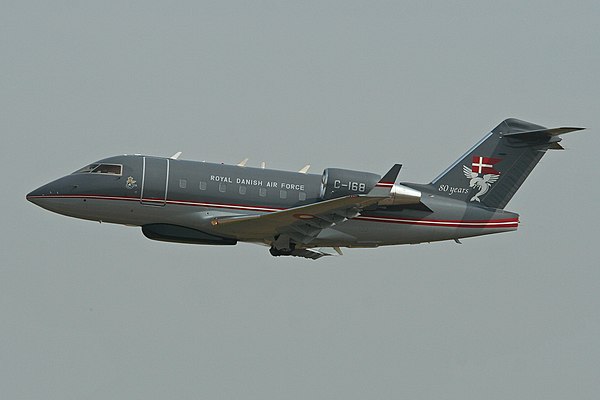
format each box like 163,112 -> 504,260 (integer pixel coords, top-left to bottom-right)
28,194 -> 517,229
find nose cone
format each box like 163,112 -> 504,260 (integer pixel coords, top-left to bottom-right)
27,183 -> 53,208
27,182 -> 45,198
26,178 -> 69,211
26,189 -> 38,201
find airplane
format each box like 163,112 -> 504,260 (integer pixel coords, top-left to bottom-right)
27,118 -> 583,259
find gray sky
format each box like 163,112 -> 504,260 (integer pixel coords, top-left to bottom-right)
2,1 -> 599,399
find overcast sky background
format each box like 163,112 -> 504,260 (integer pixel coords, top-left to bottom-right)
2,1 -> 599,399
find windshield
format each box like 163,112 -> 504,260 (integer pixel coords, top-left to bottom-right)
73,163 -> 122,176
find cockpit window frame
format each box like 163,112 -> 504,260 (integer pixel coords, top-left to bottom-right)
72,163 -> 123,176
73,164 -> 99,174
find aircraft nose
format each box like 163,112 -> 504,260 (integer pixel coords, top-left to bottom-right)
26,189 -> 38,204
26,180 -> 65,208
27,186 -> 45,198
27,184 -> 52,207
26,173 -> 92,219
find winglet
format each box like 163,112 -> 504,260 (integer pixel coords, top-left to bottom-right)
376,164 -> 402,187
170,151 -> 182,160
369,164 -> 422,205
367,164 -> 401,198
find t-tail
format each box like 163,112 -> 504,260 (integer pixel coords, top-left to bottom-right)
431,118 -> 584,209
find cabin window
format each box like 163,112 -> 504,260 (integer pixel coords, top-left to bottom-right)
279,190 -> 287,199
199,181 -> 207,190
179,179 -> 187,189
73,163 -> 122,176
259,188 -> 267,197
219,183 -> 227,193
299,192 -> 306,201
239,186 -> 247,195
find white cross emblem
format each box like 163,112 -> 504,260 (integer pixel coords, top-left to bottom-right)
472,156 -> 494,174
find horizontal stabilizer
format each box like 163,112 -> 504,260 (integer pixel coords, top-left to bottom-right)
504,126 -> 585,138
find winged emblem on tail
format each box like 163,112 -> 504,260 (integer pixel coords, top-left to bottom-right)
463,165 -> 499,202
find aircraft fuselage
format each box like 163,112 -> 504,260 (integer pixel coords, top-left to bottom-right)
27,154 -> 518,252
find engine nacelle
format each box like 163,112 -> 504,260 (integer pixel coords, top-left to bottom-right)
320,168 -> 381,200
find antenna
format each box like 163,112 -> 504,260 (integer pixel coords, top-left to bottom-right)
298,164 -> 310,173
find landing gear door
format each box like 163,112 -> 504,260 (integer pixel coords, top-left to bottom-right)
141,157 -> 169,206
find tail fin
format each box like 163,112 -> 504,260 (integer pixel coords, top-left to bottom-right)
431,118 -> 583,209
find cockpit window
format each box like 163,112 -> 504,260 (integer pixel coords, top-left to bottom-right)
73,163 -> 122,176
92,164 -> 122,175
73,164 -> 99,174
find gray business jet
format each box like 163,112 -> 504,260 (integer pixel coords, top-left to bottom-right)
27,119 -> 583,259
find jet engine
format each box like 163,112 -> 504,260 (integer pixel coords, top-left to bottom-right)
320,168 -> 381,200
320,167 -> 422,206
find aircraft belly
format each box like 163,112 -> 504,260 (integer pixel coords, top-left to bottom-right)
35,196 -> 517,248
40,197 -> 215,229
319,218 -> 516,246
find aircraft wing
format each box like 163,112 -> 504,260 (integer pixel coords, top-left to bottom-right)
210,164 -> 411,247
210,193 -> 385,242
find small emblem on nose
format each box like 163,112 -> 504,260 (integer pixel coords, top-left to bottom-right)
125,176 -> 137,189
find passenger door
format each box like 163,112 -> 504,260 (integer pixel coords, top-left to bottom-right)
141,157 -> 169,206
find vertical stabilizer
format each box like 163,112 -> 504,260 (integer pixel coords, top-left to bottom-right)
431,119 -> 583,209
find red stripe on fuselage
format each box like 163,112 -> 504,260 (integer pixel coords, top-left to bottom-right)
356,215 -> 518,228
27,194 -> 518,229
